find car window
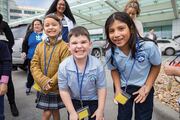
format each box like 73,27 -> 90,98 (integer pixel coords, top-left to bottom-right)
11,25 -> 28,39
157,40 -> 170,43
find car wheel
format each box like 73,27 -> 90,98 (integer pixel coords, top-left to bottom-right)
92,49 -> 101,58
165,48 -> 175,56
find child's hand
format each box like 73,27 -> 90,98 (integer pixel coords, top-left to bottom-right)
114,89 -> 122,104
0,83 -> 8,95
114,89 -> 122,97
91,109 -> 104,120
133,85 -> 149,103
69,112 -> 78,120
43,80 -> 52,91
164,63 -> 175,76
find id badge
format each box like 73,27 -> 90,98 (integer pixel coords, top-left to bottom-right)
77,106 -> 90,120
115,91 -> 131,105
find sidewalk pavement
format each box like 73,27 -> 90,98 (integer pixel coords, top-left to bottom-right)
153,99 -> 179,120
4,69 -> 179,120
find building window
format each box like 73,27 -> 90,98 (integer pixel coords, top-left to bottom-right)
37,11 -> 41,13
144,25 -> 172,39
24,10 -> 35,14
10,9 -> 22,13
10,16 -> 21,19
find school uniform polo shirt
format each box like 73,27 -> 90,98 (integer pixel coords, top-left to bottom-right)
106,41 -> 161,87
58,55 -> 106,100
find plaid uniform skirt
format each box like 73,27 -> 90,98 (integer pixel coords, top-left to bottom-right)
36,92 -> 64,110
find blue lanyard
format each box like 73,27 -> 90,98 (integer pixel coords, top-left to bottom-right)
44,43 -> 56,75
73,57 -> 88,102
112,37 -> 140,92
120,59 -> 135,92
112,54 -> 135,92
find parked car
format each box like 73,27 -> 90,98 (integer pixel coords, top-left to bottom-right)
157,39 -> 180,56
173,35 -> 180,44
11,24 -> 28,70
91,39 -> 106,58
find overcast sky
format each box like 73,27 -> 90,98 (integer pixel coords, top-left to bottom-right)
15,0 -> 54,9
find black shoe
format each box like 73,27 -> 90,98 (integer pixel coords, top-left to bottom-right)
26,88 -> 31,95
10,103 -> 19,117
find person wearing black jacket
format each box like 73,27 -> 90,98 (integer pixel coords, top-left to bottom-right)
0,40 -> 11,120
0,13 -> 19,117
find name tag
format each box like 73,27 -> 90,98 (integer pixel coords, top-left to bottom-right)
77,106 -> 90,120
115,91 -> 131,105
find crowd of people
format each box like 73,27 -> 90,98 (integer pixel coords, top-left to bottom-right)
0,0 -> 179,120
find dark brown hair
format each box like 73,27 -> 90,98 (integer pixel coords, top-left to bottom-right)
31,19 -> 43,31
105,12 -> 141,58
45,0 -> 76,24
68,26 -> 90,41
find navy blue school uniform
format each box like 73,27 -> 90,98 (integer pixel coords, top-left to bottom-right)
106,40 -> 161,120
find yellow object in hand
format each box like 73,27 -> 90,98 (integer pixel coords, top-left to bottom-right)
115,92 -> 129,105
78,109 -> 89,120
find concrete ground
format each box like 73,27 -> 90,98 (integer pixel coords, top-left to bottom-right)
4,64 -> 179,120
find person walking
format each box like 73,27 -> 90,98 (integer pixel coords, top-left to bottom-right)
0,13 -> 19,117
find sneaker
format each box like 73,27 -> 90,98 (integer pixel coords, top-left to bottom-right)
26,88 -> 31,95
10,103 -> 19,117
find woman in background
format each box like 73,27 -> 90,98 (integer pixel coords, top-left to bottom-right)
21,19 -> 43,95
124,0 -> 144,37
46,0 -> 76,43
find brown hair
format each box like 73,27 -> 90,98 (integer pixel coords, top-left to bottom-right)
124,0 -> 141,16
44,14 -> 62,26
68,26 -> 90,41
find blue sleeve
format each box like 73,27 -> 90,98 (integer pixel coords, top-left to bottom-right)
148,43 -> 161,65
96,65 -> 106,89
58,62 -> 69,90
105,49 -> 117,70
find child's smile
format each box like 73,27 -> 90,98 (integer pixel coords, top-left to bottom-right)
69,35 -> 92,60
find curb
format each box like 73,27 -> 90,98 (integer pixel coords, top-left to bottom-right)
154,99 -> 179,120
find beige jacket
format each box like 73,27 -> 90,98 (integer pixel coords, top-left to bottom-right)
31,38 -> 70,94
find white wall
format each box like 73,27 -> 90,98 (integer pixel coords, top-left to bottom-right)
172,18 -> 180,38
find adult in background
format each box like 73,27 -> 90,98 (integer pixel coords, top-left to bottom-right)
0,41 -> 11,120
21,19 -> 43,95
45,0 -> 76,43
145,28 -> 157,41
124,0 -> 144,37
0,13 -> 19,117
